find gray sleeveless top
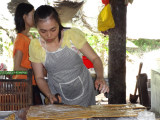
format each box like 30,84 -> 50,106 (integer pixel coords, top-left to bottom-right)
42,40 -> 95,107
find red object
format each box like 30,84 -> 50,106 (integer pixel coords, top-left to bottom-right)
102,0 -> 109,5
82,56 -> 94,69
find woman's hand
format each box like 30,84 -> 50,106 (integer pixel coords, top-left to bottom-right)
95,78 -> 109,94
48,94 -> 62,104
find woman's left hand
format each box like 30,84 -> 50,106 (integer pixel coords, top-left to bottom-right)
95,78 -> 109,93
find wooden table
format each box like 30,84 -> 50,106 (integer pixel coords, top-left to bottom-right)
5,104 -> 147,120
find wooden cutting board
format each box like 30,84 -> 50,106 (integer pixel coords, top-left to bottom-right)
26,104 -> 146,120
6,104 -> 146,120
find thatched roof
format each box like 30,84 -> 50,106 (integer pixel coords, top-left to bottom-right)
7,0 -> 84,23
53,1 -> 84,23
53,0 -> 84,3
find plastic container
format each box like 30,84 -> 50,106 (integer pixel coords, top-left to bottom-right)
0,70 -> 33,111
82,56 -> 94,69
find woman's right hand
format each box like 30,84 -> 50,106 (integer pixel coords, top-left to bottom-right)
48,94 -> 62,104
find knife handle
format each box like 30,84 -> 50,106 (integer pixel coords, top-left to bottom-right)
53,93 -> 64,105
53,93 -> 60,104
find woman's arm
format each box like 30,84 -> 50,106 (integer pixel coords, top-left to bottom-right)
14,50 -> 28,71
31,62 -> 59,104
80,42 -> 109,93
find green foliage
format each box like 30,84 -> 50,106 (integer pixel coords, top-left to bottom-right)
132,38 -> 160,52
86,34 -> 109,54
30,28 -> 39,39
0,31 -> 2,55
0,30 -> 13,56
0,38 -> 3,55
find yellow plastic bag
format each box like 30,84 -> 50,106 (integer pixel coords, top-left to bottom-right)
98,4 -> 115,32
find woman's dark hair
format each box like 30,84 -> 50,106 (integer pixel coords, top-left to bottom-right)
34,5 -> 64,41
14,3 -> 34,33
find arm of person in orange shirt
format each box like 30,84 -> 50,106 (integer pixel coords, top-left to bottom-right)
14,50 -> 28,71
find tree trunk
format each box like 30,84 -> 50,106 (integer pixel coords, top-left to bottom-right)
108,0 -> 127,104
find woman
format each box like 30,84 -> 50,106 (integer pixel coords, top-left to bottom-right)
13,3 -> 42,105
29,5 -> 109,107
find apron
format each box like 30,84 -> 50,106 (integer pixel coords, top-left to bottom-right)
44,45 -> 95,107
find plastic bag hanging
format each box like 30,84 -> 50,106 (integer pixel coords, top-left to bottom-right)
98,0 -> 115,32
102,0 -> 109,5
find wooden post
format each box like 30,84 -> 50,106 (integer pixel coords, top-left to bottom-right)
108,0 -> 127,104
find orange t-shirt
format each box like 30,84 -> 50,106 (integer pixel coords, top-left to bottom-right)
13,33 -> 36,85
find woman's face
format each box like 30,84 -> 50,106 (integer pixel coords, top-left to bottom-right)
24,9 -> 34,28
37,17 -> 59,43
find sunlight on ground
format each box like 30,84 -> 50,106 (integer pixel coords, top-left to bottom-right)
126,49 -> 160,102
96,49 -> 160,104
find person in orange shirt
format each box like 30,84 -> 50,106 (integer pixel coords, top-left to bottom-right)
13,3 -> 42,105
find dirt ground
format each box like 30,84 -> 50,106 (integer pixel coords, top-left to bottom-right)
96,49 -> 160,104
